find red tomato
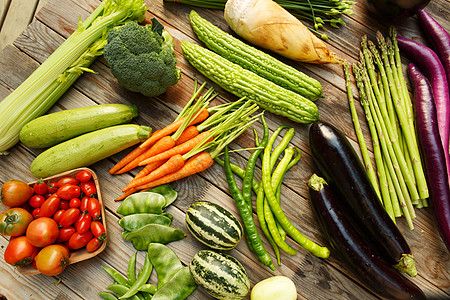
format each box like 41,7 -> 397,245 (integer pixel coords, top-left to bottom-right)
4,236 -> 39,266
0,208 -> 33,236
39,196 -> 60,218
87,198 -> 101,220
57,227 -> 76,242
1,180 -> 34,207
69,198 -> 81,208
59,208 -> 80,228
80,196 -> 89,212
46,182 -> 59,194
35,244 -> 70,276
52,209 -> 66,224
57,176 -> 79,186
26,217 -> 59,247
57,184 -> 81,200
68,231 -> 93,250
59,200 -> 70,210
75,214 -> 92,235
33,179 -> 48,195
80,181 -> 97,197
28,194 -> 46,208
32,208 -> 41,219
86,237 -> 102,253
90,221 -> 106,240
75,170 -> 92,183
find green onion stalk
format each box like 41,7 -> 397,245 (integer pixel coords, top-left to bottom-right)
0,0 -> 147,154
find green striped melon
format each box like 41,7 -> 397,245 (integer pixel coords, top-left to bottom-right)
185,201 -> 243,250
189,250 -> 250,300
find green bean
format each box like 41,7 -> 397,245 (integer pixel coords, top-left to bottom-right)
214,157 -> 259,193
151,267 -> 197,300
148,243 -> 183,288
139,292 -> 153,300
101,267 -> 129,287
98,292 -> 119,300
106,284 -> 141,300
120,252 -> 153,299
224,146 -> 275,271
138,284 -> 157,294
127,252 -> 137,286
262,142 -> 330,259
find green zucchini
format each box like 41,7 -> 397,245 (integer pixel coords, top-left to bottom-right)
185,201 -> 243,250
189,10 -> 322,101
181,41 -> 320,124
189,250 -> 250,300
30,124 -> 150,178
20,104 -> 138,148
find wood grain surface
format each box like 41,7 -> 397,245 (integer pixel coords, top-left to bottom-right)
0,0 -> 449,299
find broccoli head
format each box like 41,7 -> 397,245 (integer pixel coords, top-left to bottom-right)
104,20 -> 181,97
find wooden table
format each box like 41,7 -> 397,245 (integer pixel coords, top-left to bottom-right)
0,0 -> 449,299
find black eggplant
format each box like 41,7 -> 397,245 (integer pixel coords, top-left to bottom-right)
308,174 -> 426,300
309,121 -> 416,276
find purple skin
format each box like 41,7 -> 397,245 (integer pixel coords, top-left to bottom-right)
408,63 -> 450,251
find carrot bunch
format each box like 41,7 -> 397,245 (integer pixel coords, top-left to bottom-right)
110,82 -> 261,201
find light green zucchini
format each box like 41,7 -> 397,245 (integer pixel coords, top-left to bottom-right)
189,10 -> 323,101
30,124 -> 150,178
20,104 -> 138,148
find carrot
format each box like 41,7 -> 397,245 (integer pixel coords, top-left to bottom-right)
115,188 -> 137,201
175,125 -> 200,145
123,154 -> 186,192
133,152 -> 214,191
138,131 -> 213,166
139,108 -> 209,149
134,159 -> 167,179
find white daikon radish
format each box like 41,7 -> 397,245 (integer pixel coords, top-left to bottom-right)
224,0 -> 343,64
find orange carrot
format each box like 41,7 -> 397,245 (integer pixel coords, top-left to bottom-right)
175,125 -> 200,145
115,188 -> 137,201
139,108 -> 209,149
133,152 -> 214,191
138,131 -> 213,166
134,159 -> 167,180
123,154 -> 186,192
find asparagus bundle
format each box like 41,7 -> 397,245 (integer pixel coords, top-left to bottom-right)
343,28 -> 428,230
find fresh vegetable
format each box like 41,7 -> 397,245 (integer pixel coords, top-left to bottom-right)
185,201 -> 244,250
30,124 -> 151,178
181,41 -> 319,123
80,180 -> 97,197
33,179 -> 48,195
308,174 -> 426,300
59,208 -> 80,228
224,0 -> 343,64
26,217 -> 59,247
120,251 -> 153,299
250,276 -> 297,300
122,224 -> 185,250
152,267 -> 197,300
309,121 -> 417,276
189,250 -> 250,300
408,63 -> 450,251
87,197 -> 102,220
0,208 -> 33,236
75,170 -> 92,183
34,244 -> 71,276
57,227 -> 76,243
189,10 -> 322,100
367,0 -> 430,19
117,192 -> 166,215
0,0 -> 147,154
119,213 -> 172,232
103,19 -> 180,97
4,236 -> 39,266
19,104 -> 138,148
39,195 -> 61,218
1,180 -> 33,207
68,231 -> 94,250
396,35 -> 450,187
86,237 -> 103,252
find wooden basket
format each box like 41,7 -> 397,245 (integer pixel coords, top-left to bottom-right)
16,167 -> 108,275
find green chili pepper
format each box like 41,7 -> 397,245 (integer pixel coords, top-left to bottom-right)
147,243 -> 184,288
106,284 -> 141,300
122,224 -> 185,251
119,213 -> 172,232
120,252 -> 153,299
127,252 -> 138,286
102,266 -> 129,287
269,128 -> 295,170
138,284 -> 157,294
214,157 -> 259,193
98,292 -> 119,300
224,146 -> 275,271
117,192 -> 166,215
151,267 -> 197,300
148,184 -> 178,207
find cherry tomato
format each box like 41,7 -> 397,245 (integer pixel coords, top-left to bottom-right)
1,180 -> 34,207
75,213 -> 92,235
32,208 -> 41,219
4,236 -> 39,266
80,196 -> 89,212
57,176 -> 79,186
75,170 -> 92,183
0,208 -> 33,236
80,181 -> 97,197
59,200 -> 70,210
33,179 -> 48,195
57,227 -> 76,242
68,231 -> 93,250
39,196 -> 60,218
46,182 -> 59,194
26,217 -> 59,247
90,221 -> 106,240
87,198 -> 101,220
28,194 -> 46,208
86,237 -> 102,253
52,209 -> 66,224
69,198 -> 81,208
57,184 -> 81,200
35,244 -> 70,276
59,208 -> 80,228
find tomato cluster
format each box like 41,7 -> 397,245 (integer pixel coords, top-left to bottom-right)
0,170 -> 106,276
